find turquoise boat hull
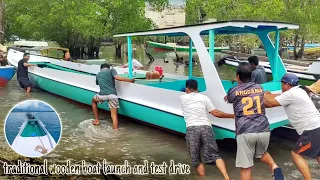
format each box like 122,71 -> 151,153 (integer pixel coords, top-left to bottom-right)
29,72 -> 289,140
29,73 -> 239,140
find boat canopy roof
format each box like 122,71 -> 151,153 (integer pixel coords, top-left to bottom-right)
114,20 -> 299,37
13,41 -> 48,47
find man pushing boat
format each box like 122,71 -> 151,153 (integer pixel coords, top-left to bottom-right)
225,62 -> 284,180
180,79 -> 234,179
17,53 -> 36,93
264,73 -> 320,180
92,63 -> 135,129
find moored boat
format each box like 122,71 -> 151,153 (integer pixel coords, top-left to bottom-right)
8,20 -> 299,140
217,55 -> 320,85
0,66 -> 15,87
11,113 -> 56,157
147,41 -> 229,52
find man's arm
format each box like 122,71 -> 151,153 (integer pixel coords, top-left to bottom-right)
209,109 -> 234,118
23,62 -> 35,67
121,64 -> 128,68
264,93 -> 281,108
206,96 -> 234,118
135,66 -> 143,70
114,75 -> 135,83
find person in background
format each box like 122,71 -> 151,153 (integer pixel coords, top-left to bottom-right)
225,62 -> 283,180
180,79 -> 234,179
264,73 -> 320,180
64,52 -> 74,62
0,55 -> 8,66
248,56 -> 266,84
92,63 -> 135,129
17,53 -> 36,93
121,52 -> 144,70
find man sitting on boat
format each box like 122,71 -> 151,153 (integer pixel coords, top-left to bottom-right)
248,56 -> 266,84
264,73 -> 320,180
121,52 -> 144,70
64,52 -> 74,62
180,79 -> 234,179
92,63 -> 135,129
17,53 -> 36,93
225,63 -> 283,180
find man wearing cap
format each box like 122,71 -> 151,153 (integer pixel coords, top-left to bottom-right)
17,53 -> 36,93
264,73 -> 320,180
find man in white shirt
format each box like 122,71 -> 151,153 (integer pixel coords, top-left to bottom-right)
264,73 -> 320,180
180,79 -> 234,179
121,52 -> 144,70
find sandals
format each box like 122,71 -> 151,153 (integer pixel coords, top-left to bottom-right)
272,167 -> 284,180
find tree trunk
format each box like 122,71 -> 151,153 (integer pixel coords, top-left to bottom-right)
293,34 -> 299,59
297,37 -> 305,59
115,43 -> 122,58
0,0 -> 4,44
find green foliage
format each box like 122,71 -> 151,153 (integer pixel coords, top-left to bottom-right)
4,0 -> 168,48
185,0 -> 320,57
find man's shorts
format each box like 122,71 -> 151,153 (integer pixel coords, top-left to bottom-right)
94,94 -> 119,109
294,127 -> 320,159
18,77 -> 31,89
236,132 -> 270,168
185,125 -> 222,167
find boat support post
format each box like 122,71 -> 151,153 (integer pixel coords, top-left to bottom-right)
127,36 -> 133,78
274,29 -> 280,81
209,29 -> 215,63
256,30 -> 286,82
189,38 -> 193,79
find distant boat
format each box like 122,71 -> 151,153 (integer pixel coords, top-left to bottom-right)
287,43 -> 320,51
0,66 -> 15,87
11,113 -> 56,157
217,56 -> 320,85
147,41 -> 229,52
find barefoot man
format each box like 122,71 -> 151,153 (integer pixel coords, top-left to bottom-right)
225,63 -> 284,180
17,53 -> 36,93
264,73 -> 320,180
180,79 -> 233,179
92,63 -> 135,129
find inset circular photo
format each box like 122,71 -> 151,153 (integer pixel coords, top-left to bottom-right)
4,100 -> 62,158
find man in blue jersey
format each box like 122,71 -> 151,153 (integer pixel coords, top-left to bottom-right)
225,62 -> 283,180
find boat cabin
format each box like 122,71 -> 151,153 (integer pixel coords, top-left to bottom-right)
114,21 -> 299,110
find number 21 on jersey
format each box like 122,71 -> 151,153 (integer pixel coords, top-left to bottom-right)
241,96 -> 262,116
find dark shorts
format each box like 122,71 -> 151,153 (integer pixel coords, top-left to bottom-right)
18,77 -> 31,89
294,127 -> 320,159
185,125 -> 222,167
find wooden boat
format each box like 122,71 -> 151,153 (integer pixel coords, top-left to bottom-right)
217,56 -> 320,85
147,41 -> 229,52
0,66 -> 15,87
8,20 -> 299,140
11,113 -> 56,157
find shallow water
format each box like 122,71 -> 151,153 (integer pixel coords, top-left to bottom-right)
0,46 -> 319,179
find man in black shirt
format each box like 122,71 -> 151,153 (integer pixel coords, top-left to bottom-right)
17,53 -> 36,92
